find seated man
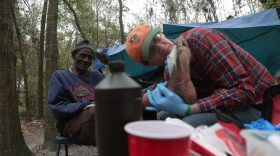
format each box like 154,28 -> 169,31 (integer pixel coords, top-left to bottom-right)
125,24 -> 276,127
48,40 -> 104,144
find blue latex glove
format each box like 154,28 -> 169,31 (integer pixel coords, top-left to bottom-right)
244,118 -> 280,130
147,84 -> 193,116
145,82 -> 167,112
145,105 -> 160,111
158,81 -> 168,87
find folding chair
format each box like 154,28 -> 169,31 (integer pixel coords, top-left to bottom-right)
56,133 -> 78,156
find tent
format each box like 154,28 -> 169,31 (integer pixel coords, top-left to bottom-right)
94,8 -> 280,79
94,44 -> 159,80
163,8 -> 280,75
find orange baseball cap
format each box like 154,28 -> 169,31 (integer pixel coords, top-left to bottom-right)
125,24 -> 160,65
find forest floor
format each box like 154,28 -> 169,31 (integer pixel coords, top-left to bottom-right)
21,119 -> 98,156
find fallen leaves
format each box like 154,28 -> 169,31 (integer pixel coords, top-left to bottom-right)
21,119 -> 44,136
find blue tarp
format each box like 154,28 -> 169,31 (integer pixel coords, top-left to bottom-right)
94,9 -> 280,78
163,8 -> 280,75
164,8 -> 280,30
94,56 -> 106,70
93,46 -> 119,71
106,44 -> 126,55
93,44 -> 159,80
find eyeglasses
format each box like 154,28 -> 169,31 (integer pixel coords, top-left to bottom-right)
142,33 -> 163,66
149,33 -> 163,55
151,33 -> 163,44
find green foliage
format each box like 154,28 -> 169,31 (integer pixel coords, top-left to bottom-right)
58,0 -> 122,69
17,91 -> 26,117
15,0 -> 43,119
18,104 -> 26,116
262,0 -> 280,9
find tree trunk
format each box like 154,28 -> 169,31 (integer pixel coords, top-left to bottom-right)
11,0 -> 31,121
62,0 -> 87,40
37,0 -> 48,119
95,0 -> 99,49
118,0 -> 125,44
0,1 -> 33,155
208,0 -> 219,22
42,0 -> 59,151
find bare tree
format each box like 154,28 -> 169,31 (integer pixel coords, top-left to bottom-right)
194,0 -> 219,22
11,0 -> 31,121
37,0 -> 48,119
43,0 -> 59,151
0,0 -> 33,155
62,0 -> 87,40
232,0 -> 242,17
208,0 -> 219,21
178,0 -> 191,23
161,0 -> 179,23
118,0 -> 125,44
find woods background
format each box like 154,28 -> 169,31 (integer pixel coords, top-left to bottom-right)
0,0 -> 279,155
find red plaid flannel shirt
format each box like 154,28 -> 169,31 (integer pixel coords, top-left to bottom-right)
180,27 -> 275,112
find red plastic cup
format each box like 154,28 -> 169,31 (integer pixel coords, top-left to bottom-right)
124,121 -> 192,156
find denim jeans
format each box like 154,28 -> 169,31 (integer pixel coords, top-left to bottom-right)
157,107 -> 261,128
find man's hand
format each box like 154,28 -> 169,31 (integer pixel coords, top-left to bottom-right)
166,37 -> 197,104
81,99 -> 90,107
144,82 -> 167,111
175,37 -> 192,67
84,102 -> 95,110
147,84 -> 193,116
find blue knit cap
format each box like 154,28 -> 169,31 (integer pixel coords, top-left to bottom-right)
71,40 -> 94,54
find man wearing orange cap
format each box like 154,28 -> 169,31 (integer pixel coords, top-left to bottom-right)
125,24 -> 275,127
